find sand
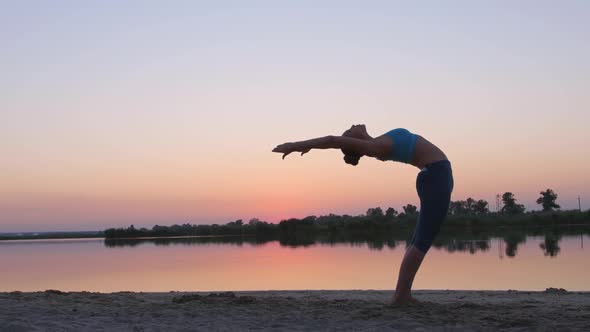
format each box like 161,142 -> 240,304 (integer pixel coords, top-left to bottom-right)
1,289 -> 589,331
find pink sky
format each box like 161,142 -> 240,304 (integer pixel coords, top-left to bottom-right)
2,2 -> 589,232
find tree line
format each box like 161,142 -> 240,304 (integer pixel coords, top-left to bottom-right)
104,188 -> 587,239
449,189 -> 561,215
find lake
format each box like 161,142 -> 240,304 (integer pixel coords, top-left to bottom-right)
1,233 -> 589,292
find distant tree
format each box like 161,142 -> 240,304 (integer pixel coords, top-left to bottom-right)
385,207 -> 399,218
501,192 -> 525,214
536,189 -> 560,212
366,207 -> 384,218
449,200 -> 468,215
104,228 -> 115,238
466,197 -> 476,213
248,218 -> 261,225
473,199 -> 490,214
301,215 -> 317,223
402,204 -> 418,216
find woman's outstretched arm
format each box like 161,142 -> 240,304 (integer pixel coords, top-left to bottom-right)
272,135 -> 386,159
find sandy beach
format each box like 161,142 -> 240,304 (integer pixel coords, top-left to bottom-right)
1,289 -> 589,331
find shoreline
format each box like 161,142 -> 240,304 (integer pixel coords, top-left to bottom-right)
2,289 -> 589,331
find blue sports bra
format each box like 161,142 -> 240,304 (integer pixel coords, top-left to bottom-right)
378,128 -> 418,164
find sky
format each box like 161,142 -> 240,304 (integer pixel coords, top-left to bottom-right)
1,1 -> 589,232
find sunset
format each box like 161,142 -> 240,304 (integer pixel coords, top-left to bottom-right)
1,1 -> 589,330
3,1 -> 589,232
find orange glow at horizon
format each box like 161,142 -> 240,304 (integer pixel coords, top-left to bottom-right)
2,145 -> 587,231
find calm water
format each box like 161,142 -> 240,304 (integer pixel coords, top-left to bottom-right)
1,234 -> 589,292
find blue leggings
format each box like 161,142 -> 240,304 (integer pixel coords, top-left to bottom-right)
409,160 -> 454,253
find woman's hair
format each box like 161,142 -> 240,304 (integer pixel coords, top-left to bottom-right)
341,126 -> 365,166
342,149 -> 361,166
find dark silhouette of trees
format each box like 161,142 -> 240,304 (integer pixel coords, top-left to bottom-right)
449,198 -> 489,215
103,202 -> 588,241
366,207 -> 384,218
385,207 -> 399,218
248,218 -> 261,225
449,200 -> 468,215
501,192 -> 526,214
402,204 -> 418,216
473,199 -> 490,214
104,220 -> 277,239
466,197 -> 476,212
101,195 -> 589,259
536,189 -> 560,212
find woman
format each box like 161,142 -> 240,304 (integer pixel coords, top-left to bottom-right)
272,124 -> 453,305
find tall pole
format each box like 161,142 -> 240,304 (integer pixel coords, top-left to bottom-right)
496,194 -> 501,213
578,196 -> 582,212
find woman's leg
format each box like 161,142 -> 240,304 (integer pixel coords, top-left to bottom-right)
393,161 -> 453,304
392,202 -> 446,304
393,245 -> 425,304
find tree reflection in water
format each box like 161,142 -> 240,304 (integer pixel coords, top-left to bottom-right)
103,226 -> 589,259
503,233 -> 527,257
540,234 -> 561,257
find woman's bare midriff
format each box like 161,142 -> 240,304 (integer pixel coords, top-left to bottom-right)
411,135 -> 448,169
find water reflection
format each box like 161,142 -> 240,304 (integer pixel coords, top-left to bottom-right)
502,233 -> 526,257
433,239 -> 491,254
103,227 -> 589,258
540,234 -> 561,257
3,230 -> 590,292
103,236 -> 401,250
104,236 -> 265,248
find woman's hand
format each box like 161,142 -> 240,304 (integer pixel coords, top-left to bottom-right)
272,142 -> 310,159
